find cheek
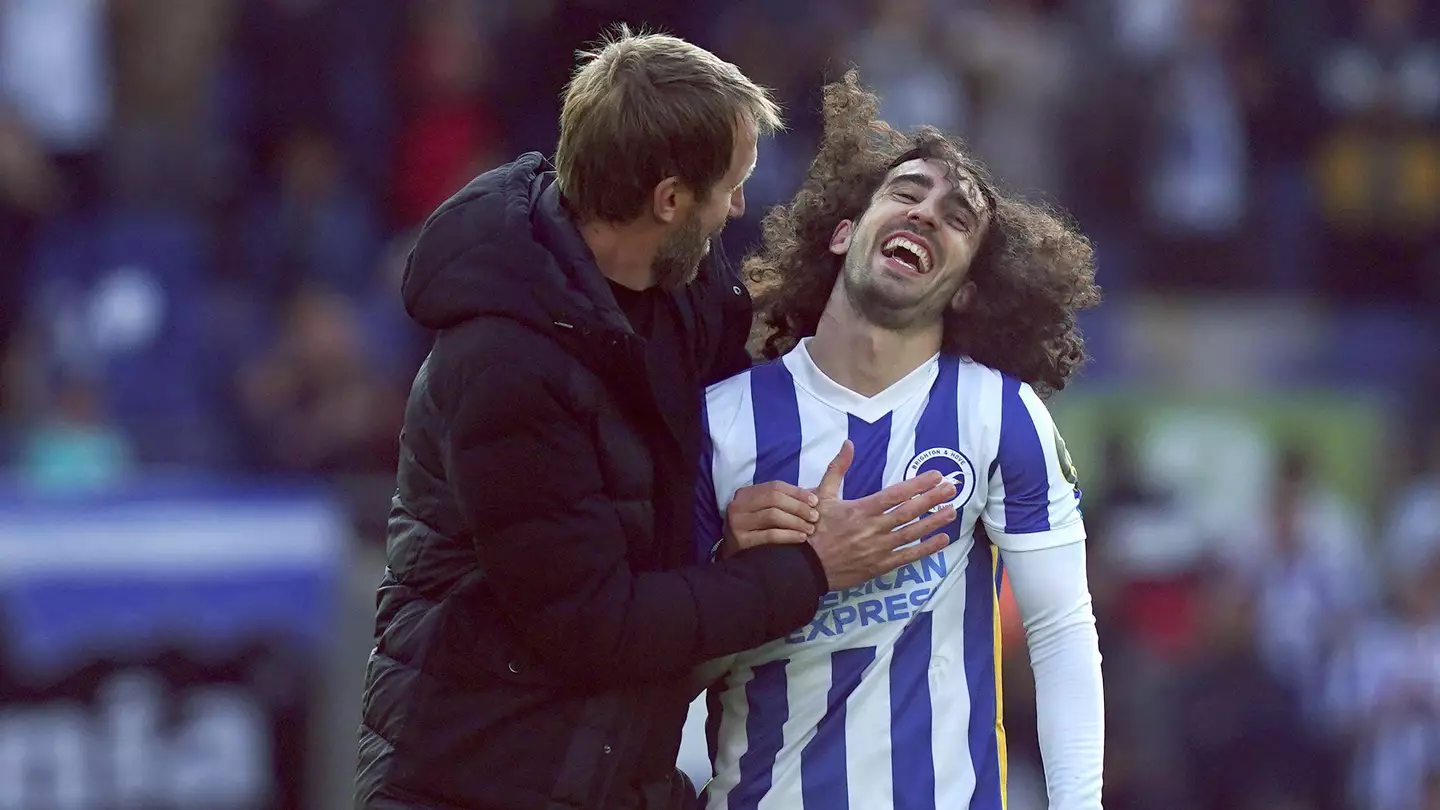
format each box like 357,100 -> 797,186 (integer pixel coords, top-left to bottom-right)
702,202 -> 727,231
948,236 -> 978,271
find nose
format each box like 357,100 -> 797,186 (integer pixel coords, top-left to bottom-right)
728,185 -> 746,219
906,198 -> 939,229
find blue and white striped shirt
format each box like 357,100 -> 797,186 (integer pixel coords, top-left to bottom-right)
695,339 -> 1086,810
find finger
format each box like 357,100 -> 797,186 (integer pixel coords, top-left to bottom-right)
732,528 -> 810,552
887,478 -> 956,524
885,531 -> 952,569
761,480 -> 820,509
754,506 -> 817,535
757,490 -> 820,523
754,529 -> 811,546
888,506 -> 958,547
729,496 -> 818,531
856,471 -> 944,513
814,440 -> 853,501
886,483 -> 957,527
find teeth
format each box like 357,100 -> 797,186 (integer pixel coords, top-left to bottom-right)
882,235 -> 931,273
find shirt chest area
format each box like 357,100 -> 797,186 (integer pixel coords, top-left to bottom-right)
803,405 -> 994,527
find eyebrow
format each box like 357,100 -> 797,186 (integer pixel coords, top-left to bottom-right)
886,172 -> 985,224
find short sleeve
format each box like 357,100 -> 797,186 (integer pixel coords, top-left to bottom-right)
981,377 -> 1086,552
694,372 -> 754,563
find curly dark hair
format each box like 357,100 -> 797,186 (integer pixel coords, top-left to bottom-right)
746,71 -> 1101,397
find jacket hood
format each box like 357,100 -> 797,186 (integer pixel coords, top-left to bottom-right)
400,153 -> 632,336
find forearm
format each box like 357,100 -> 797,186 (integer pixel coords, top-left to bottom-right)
470,501 -> 826,686
1003,542 -> 1105,810
450,361 -> 824,686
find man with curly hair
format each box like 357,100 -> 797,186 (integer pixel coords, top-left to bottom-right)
691,72 -> 1105,810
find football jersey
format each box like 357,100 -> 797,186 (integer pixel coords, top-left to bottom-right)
694,338 -> 1086,810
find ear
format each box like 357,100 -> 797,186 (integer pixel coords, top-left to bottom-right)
949,281 -> 977,314
651,177 -> 690,225
828,220 -> 854,256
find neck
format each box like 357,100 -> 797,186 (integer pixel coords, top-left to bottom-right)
578,218 -> 660,290
806,284 -> 942,398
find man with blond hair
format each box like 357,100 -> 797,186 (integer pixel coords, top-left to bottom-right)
356,27 -> 955,810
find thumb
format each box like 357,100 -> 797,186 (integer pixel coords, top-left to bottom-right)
815,440 -> 853,501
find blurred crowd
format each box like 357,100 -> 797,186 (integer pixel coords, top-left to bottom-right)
1001,426 -> 1440,810
0,0 -> 1437,809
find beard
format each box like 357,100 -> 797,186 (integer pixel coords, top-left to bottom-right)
841,246 -> 958,332
652,210 -> 716,291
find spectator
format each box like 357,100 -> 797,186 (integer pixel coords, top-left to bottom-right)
233,287 -> 404,475
106,0 -> 233,209
17,372 -> 132,493
845,0 -> 969,134
0,0 -> 111,385
951,0 -> 1075,200
1324,554 -> 1440,810
390,0 -> 501,229
1312,0 -> 1440,303
238,125 -> 382,302
1136,0 -> 1252,289
232,0 -> 397,197
1384,422 -> 1440,579
0,0 -> 110,205
1174,567 -> 1324,810
1244,447 -> 1371,718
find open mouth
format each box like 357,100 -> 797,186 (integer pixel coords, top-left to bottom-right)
880,233 -> 933,274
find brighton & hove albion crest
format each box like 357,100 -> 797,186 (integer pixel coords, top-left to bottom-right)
905,447 -> 978,511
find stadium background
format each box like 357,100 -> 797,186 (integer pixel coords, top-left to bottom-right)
0,0 -> 1436,808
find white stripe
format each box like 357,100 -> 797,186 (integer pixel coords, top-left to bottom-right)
795,394 -> 846,492
766,656 -> 830,809
709,371 -> 758,504
0,504 -> 345,577
707,667 -> 755,809
846,643 -> 895,806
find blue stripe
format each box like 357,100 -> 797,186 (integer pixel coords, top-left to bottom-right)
694,395 -> 723,563
890,612 -> 936,809
800,647 -> 875,808
964,530 -> 1002,810
731,362 -> 804,808
749,361 -> 803,486
787,415 -> 892,807
887,354 -> 961,809
998,376 -> 1051,533
844,413 -> 892,499
731,660 -> 792,810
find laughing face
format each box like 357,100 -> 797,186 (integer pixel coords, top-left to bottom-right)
828,157 -> 991,331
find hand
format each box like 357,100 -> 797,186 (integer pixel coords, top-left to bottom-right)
721,481 -> 821,558
808,440 -> 957,591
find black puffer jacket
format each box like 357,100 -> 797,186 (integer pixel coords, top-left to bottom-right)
356,154 -> 827,810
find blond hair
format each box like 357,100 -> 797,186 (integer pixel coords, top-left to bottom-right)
554,25 -> 783,223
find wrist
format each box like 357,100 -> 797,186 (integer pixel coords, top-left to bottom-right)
718,531 -> 740,560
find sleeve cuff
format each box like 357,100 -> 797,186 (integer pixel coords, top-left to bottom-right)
795,541 -> 828,595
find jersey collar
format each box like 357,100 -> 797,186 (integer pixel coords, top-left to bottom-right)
783,338 -> 941,424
